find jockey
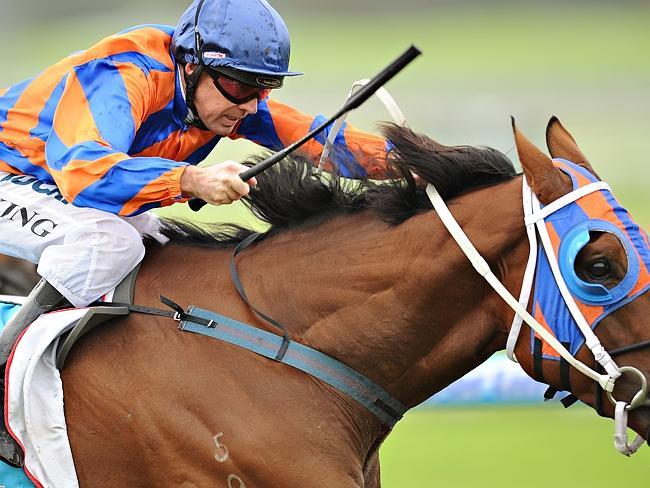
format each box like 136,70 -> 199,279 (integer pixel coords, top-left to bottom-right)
0,0 -> 393,466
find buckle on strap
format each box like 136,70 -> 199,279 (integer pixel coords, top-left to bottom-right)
161,295 -> 185,317
160,295 -> 220,330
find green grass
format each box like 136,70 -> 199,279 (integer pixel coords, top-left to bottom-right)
381,405 -> 650,487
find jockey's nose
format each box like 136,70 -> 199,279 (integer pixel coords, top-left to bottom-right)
238,98 -> 258,116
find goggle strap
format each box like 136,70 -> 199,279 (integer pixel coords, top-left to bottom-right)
183,64 -> 208,130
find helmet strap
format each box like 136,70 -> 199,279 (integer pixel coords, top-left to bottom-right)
182,64 -> 208,131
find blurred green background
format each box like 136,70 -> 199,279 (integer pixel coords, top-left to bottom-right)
1,1 -> 648,486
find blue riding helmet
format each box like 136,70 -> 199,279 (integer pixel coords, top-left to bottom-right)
172,0 -> 303,87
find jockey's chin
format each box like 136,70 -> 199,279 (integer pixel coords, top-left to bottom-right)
208,112 -> 247,136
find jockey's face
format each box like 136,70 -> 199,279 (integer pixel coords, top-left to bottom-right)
185,63 -> 258,136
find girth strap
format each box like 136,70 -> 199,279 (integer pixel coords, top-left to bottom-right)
96,297 -> 407,427
180,306 -> 407,426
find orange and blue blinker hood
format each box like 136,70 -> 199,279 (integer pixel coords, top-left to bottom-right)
532,159 -> 650,360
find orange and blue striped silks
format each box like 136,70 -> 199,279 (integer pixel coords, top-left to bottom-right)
532,159 -> 650,360
0,25 -> 391,216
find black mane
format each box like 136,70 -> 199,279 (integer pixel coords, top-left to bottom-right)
156,125 -> 517,248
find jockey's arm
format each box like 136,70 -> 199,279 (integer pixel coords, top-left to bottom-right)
45,59 -> 191,217
229,98 -> 396,179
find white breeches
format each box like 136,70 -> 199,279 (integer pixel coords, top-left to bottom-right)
0,171 -> 167,307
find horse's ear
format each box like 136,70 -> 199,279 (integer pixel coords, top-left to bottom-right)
545,116 -> 600,179
512,117 -> 572,205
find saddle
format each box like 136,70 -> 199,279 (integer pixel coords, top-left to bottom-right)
53,265 -> 140,369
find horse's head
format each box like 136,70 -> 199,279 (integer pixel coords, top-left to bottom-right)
513,117 -> 650,451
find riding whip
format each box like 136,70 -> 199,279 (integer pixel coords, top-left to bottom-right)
188,45 -> 422,212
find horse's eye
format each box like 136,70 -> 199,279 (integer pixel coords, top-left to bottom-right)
588,259 -> 611,279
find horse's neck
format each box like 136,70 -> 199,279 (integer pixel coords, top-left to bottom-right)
237,179 -> 526,407
138,178 -> 527,410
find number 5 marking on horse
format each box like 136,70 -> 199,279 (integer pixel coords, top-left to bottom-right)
213,432 -> 229,463
228,474 -> 246,488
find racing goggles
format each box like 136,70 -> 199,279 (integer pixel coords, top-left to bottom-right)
206,69 -> 272,105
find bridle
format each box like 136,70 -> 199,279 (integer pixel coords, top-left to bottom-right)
603,325 -> 650,408
425,163 -> 650,456
599,343 -> 650,454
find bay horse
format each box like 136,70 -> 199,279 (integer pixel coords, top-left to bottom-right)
0,256 -> 38,296
56,119 -> 649,486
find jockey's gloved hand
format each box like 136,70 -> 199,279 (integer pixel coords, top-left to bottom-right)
180,161 -> 258,206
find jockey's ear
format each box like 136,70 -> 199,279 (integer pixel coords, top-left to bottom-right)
545,116 -> 600,179
512,116 -> 572,205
